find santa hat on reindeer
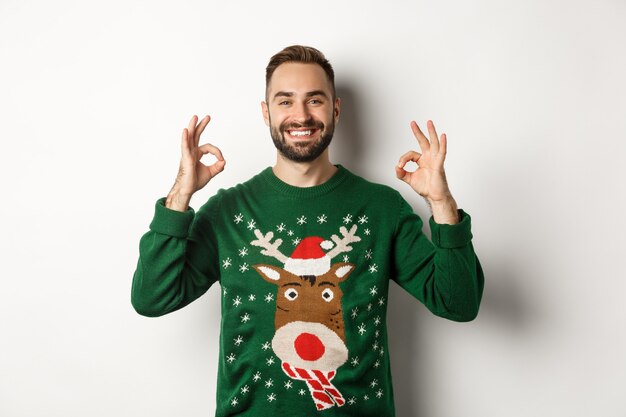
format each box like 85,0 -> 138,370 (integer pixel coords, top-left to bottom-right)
283,237 -> 335,276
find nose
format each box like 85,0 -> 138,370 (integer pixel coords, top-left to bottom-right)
291,102 -> 311,123
294,332 -> 326,361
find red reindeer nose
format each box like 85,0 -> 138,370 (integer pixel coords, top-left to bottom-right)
294,332 -> 326,361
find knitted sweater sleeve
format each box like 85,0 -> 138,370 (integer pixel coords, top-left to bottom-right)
131,197 -> 220,317
391,194 -> 484,322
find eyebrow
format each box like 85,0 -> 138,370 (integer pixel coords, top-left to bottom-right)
281,282 -> 302,287
272,90 -> 329,100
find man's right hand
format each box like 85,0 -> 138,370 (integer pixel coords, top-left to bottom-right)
165,115 -> 226,212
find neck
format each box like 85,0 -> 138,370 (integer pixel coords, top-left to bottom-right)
272,150 -> 337,187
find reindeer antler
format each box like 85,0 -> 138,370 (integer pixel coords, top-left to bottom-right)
325,224 -> 361,260
251,229 -> 289,263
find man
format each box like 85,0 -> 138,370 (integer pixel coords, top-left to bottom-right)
132,45 -> 483,416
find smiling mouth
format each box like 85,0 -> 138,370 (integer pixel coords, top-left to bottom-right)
286,128 -> 318,139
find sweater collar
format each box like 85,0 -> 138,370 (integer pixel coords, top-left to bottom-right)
260,164 -> 350,198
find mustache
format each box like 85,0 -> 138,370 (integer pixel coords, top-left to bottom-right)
280,119 -> 325,131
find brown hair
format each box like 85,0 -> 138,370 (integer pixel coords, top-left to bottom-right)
265,45 -> 335,99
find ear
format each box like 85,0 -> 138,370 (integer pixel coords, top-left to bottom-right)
328,262 -> 355,283
261,101 -> 270,126
253,263 -> 285,284
333,97 -> 341,124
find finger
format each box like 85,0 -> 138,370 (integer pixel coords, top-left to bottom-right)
187,115 -> 198,142
439,133 -> 447,159
410,121 -> 430,152
397,150 -> 422,169
395,165 -> 409,182
194,115 -> 211,146
199,156 -> 226,176
181,128 -> 191,158
198,143 -> 225,161
209,159 -> 226,177
427,120 -> 440,154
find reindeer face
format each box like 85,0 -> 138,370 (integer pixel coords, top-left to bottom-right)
253,262 -> 354,371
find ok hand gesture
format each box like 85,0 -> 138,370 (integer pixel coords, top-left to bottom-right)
395,120 -> 459,224
166,115 -> 226,211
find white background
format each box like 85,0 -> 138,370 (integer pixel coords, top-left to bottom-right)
1,0 -> 625,416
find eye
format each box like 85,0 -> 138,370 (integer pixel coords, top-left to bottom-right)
308,98 -> 322,105
321,288 -> 334,302
284,288 -> 298,301
278,100 -> 291,106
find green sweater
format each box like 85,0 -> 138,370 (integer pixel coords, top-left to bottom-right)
132,165 -> 484,416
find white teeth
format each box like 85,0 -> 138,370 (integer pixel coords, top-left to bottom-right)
290,130 -> 312,137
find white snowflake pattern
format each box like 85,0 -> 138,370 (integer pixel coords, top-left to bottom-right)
231,397 -> 238,406
370,379 -> 379,388
363,394 -> 370,401
232,296 -> 242,307
374,359 -> 381,368
261,341 -> 271,350
276,223 -> 286,233
351,356 -> 359,366
298,389 -> 306,396
252,372 -> 262,382
365,249 -> 373,260
238,247 -> 248,257
240,313 -> 251,323
357,323 -> 367,335
296,215 -> 307,225
267,393 -> 276,402
284,380 -> 293,389
369,264 -> 378,273
226,353 -> 236,363
233,335 -> 244,346
317,214 -> 327,224
378,297 -> 385,306
233,213 -> 244,224
223,287 -> 228,296
369,286 -> 378,296
292,238 -> 301,246
239,263 -> 249,273
376,389 -> 384,399
372,341 -> 379,351
264,378 -> 274,388
348,397 -> 357,405
246,219 -> 256,230
342,255 -> 350,262
287,230 -> 294,236
264,293 -> 274,303
358,215 -> 368,224
375,330 -> 380,338
367,303 -> 373,311
379,347 -> 385,357
364,228 -> 371,236
266,357 -> 275,366
248,294 -> 256,302
241,385 -> 250,394
342,214 -> 353,224
222,258 -> 232,268
351,307 -> 359,319
374,316 -> 381,326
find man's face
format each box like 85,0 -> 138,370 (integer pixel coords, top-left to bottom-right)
262,63 -> 340,163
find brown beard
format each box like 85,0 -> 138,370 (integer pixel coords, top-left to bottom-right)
269,117 -> 335,163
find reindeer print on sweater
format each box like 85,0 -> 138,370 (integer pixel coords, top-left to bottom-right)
219,204 -> 393,414
251,226 -> 360,410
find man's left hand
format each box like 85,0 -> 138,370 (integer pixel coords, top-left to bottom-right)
395,120 -> 459,224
